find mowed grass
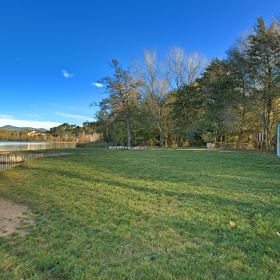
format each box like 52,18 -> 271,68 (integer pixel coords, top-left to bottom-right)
0,148 -> 279,279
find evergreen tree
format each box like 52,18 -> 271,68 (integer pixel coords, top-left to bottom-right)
199,59 -> 238,144
245,17 -> 280,148
170,83 -> 203,146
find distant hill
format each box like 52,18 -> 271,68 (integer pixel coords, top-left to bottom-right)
0,125 -> 47,131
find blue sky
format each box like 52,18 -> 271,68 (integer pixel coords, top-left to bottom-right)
0,0 -> 279,130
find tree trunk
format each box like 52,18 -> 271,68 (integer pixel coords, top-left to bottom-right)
266,98 -> 273,149
178,136 -> 183,147
237,107 -> 246,148
263,97 -> 273,149
126,111 -> 132,148
158,126 -> 163,148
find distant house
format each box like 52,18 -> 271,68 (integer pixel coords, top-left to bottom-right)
27,131 -> 46,137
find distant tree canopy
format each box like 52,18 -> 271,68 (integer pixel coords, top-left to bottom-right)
0,122 -> 100,142
0,128 -> 47,142
48,122 -> 99,142
93,17 -> 280,149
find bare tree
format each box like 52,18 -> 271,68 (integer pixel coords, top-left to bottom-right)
165,46 -> 187,88
165,46 -> 208,88
165,47 -> 207,146
132,49 -> 170,147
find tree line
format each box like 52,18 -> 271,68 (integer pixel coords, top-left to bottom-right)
0,128 -> 47,142
0,122 -> 98,142
93,17 -> 280,149
48,122 -> 97,142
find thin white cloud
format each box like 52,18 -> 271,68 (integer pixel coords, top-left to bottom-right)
7,112 -> 20,115
0,114 -> 13,119
56,112 -> 91,120
25,114 -> 39,117
0,118 -> 61,130
43,102 -> 62,107
92,82 -> 103,88
62,70 -> 73,78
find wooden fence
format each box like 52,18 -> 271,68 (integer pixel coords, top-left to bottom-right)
0,153 -> 71,164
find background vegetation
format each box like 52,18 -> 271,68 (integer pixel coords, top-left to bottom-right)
93,17 -> 280,149
0,122 -> 98,143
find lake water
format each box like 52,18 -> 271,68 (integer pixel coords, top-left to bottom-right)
0,142 -> 76,152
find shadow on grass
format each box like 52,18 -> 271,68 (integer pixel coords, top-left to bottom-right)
24,161 -> 280,220
1,161 -> 280,279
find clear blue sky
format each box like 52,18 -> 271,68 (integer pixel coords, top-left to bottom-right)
1,0 -> 279,129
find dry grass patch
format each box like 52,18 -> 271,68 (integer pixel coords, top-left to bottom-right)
0,197 -> 34,238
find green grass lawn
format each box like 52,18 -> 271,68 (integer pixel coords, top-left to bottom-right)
0,147 -> 279,279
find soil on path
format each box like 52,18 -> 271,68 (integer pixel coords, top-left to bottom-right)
0,197 -> 34,238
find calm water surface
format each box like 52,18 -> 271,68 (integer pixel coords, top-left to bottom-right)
0,142 -> 76,152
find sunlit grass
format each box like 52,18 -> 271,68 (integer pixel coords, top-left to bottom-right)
0,148 -> 279,279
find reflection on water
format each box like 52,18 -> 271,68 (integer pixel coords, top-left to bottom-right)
0,142 -> 76,152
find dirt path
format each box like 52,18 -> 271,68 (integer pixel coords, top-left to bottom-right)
0,197 -> 34,238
